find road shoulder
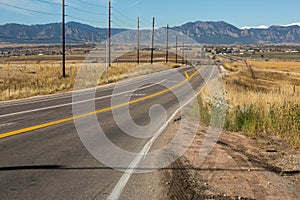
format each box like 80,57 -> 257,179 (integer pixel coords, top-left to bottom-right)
160,121 -> 300,199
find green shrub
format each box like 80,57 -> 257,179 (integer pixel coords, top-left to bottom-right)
196,95 -> 300,148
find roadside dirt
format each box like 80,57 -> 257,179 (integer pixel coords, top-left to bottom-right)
161,121 -> 300,200
119,108 -> 300,200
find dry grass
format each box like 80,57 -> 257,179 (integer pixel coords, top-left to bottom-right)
198,57 -> 300,148
99,62 -> 176,85
0,60 -> 78,101
223,60 -> 300,105
222,59 -> 300,148
0,59 -> 176,101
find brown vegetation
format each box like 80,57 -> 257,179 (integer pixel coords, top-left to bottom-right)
0,56 -> 180,101
199,56 -> 300,148
224,58 -> 300,148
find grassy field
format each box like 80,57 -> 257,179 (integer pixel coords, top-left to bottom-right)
198,57 -> 300,148
0,56 -> 180,101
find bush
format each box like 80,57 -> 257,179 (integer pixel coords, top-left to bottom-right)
197,95 -> 300,148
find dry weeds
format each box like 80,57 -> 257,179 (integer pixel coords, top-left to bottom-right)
0,59 -> 176,101
223,59 -> 300,148
198,57 -> 300,148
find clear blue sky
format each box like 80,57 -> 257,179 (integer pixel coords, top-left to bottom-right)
0,0 -> 299,28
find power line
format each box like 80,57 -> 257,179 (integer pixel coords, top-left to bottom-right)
155,22 -> 165,29
112,22 -> 126,28
139,20 -> 147,26
36,0 -> 105,16
112,7 -> 136,22
112,14 -> 135,28
74,0 -> 107,8
66,5 -> 105,15
0,2 -> 60,16
156,19 -> 169,28
140,18 -> 162,29
36,0 -> 61,6
67,15 -> 105,24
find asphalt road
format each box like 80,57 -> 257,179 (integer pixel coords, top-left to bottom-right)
0,66 -> 214,199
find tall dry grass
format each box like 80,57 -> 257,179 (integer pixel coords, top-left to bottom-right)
0,61 -> 78,101
0,60 -> 175,101
198,58 -> 300,148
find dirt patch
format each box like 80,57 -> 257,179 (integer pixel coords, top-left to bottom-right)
163,157 -> 236,200
161,123 -> 300,200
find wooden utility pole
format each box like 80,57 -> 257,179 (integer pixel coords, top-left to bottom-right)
62,0 -> 66,77
166,24 -> 169,63
108,0 -> 111,67
175,35 -> 178,63
182,42 -> 185,64
106,0 -> 111,83
137,17 -> 140,64
150,17 -> 155,64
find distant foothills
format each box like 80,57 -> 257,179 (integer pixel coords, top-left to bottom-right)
1,21 -> 300,44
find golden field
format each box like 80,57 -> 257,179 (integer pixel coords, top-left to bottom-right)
221,57 -> 300,148
223,60 -> 300,105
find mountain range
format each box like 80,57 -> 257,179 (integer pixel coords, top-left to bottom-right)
1,21 -> 300,44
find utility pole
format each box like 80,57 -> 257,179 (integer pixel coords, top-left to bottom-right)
108,0 -> 111,66
182,42 -> 185,64
185,53 -> 188,65
150,17 -> 155,64
166,24 -> 169,63
62,0 -> 66,77
175,35 -> 178,63
137,17 -> 140,64
106,0 -> 111,83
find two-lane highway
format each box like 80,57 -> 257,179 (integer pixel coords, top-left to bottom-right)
0,66 -> 214,199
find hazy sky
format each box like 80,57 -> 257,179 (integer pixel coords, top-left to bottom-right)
0,0 -> 299,28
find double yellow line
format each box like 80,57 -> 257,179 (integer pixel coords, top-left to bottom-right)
0,69 -> 199,139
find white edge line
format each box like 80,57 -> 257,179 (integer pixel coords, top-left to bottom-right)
0,67 -> 186,108
107,69 -> 205,200
0,66 -> 194,117
0,79 -> 167,118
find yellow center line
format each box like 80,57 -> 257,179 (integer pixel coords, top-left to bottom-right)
0,69 -> 200,139
184,71 -> 190,80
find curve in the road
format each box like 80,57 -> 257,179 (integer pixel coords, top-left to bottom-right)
0,69 -> 199,139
